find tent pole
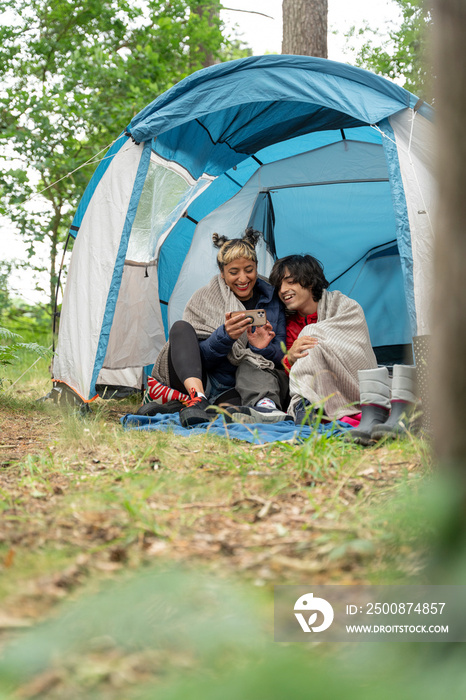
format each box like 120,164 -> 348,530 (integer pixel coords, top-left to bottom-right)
52,231 -> 72,352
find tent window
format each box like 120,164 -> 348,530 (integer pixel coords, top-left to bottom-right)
126,160 -> 196,263
271,181 -> 396,281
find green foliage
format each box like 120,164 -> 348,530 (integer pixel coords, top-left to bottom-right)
345,0 -> 433,101
0,297 -> 52,387
0,325 -> 50,384
0,298 -> 52,344
0,0 -> 249,307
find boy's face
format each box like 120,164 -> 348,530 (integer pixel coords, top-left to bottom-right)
278,267 -> 315,314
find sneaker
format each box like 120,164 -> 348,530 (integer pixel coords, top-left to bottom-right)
179,388 -> 213,428
294,403 -> 329,426
293,398 -> 316,426
136,400 -> 184,417
223,405 -> 293,424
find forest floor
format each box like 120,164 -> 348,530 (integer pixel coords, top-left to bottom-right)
0,369 -> 432,699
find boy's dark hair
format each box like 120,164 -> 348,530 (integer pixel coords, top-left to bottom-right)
269,254 -> 329,302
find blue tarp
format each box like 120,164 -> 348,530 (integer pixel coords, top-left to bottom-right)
121,413 -> 353,445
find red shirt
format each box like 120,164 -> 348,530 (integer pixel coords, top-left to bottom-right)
283,312 -> 318,373
286,312 -> 318,348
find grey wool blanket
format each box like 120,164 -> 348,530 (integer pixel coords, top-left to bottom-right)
288,290 -> 377,420
152,274 -> 275,385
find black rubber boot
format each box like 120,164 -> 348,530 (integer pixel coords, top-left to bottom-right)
346,403 -> 390,445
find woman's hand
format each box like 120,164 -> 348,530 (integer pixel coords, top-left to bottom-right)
247,321 -> 275,349
224,311 -> 254,340
287,336 -> 318,365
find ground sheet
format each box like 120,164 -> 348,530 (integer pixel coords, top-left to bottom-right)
121,413 -> 353,445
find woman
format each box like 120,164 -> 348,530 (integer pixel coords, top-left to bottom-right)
149,229 -> 287,427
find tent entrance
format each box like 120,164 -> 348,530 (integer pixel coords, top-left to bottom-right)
247,179 -> 412,359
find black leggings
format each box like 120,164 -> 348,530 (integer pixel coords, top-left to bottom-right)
167,320 -> 206,394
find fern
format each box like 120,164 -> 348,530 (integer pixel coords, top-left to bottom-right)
0,326 -> 51,385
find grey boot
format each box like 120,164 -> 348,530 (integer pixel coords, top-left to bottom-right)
346,367 -> 391,446
371,365 -> 419,440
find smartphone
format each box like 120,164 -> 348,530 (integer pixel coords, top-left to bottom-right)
231,309 -> 267,326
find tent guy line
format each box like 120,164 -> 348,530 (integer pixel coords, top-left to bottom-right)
20,134 -> 128,206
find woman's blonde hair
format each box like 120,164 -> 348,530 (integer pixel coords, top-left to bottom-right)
212,228 -> 260,271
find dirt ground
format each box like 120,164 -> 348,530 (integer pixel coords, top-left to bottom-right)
1,411 -> 56,464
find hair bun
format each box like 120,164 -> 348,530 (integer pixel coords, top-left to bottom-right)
212,232 -> 229,249
243,227 -> 261,248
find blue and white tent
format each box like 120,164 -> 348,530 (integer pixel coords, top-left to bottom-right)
53,55 -> 435,402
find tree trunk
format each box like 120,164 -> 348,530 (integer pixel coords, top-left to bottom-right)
429,0 -> 466,582
191,1 -> 221,68
432,0 -> 466,471
282,0 -> 327,57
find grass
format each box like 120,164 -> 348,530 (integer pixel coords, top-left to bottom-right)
0,350 -> 438,698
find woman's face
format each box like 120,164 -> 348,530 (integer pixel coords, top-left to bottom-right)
221,256 -> 258,300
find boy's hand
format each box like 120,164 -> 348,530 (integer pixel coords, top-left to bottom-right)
288,336 -> 318,364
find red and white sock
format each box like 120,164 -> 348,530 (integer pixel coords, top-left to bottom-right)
146,376 -> 189,405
